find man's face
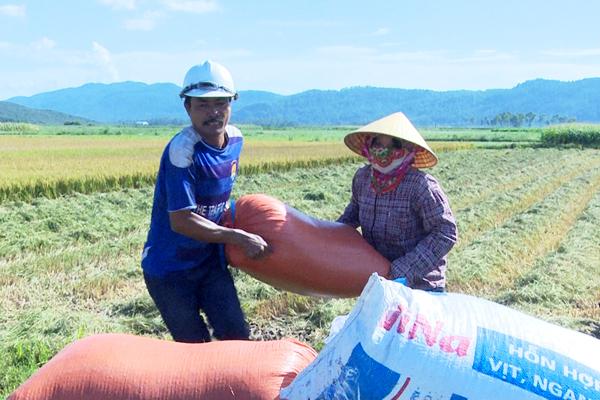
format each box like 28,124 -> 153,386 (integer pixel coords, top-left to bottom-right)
185,97 -> 232,140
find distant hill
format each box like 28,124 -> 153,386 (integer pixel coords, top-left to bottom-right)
0,101 -> 91,124
234,79 -> 600,126
5,78 -> 600,126
5,83 -> 285,125
7,82 -> 183,124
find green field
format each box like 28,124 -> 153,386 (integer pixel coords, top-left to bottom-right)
0,122 -> 542,141
1,126 -> 599,398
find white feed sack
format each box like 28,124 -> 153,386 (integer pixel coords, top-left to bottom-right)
281,274 -> 600,400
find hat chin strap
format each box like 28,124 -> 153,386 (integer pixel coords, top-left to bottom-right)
179,81 -> 238,99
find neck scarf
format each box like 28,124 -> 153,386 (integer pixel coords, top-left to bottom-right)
362,138 -> 416,194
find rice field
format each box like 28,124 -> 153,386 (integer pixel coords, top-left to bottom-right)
541,123 -> 600,147
1,130 -> 599,398
0,134 -> 473,203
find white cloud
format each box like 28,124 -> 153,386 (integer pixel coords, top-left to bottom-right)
2,37 -> 599,101
315,44 -> 516,67
0,4 -> 26,17
540,48 -> 600,57
0,41 -> 123,98
372,28 -> 390,36
124,11 -> 164,30
161,0 -> 218,13
31,37 -> 56,51
448,50 -> 515,64
476,49 -> 500,55
316,45 -> 377,56
255,47 -> 535,92
259,19 -> 343,28
110,48 -> 253,87
378,42 -> 409,48
98,0 -> 137,10
92,42 -> 120,81
378,50 -> 448,63
316,45 -> 444,63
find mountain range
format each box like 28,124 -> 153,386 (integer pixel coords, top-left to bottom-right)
0,101 -> 91,125
3,78 -> 600,126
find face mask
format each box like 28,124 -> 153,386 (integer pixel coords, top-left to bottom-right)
362,136 -> 417,194
366,140 -> 411,173
369,149 -> 409,173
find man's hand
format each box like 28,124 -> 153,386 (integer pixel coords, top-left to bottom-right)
233,229 -> 270,259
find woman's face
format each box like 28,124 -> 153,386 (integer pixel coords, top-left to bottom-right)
366,135 -> 415,173
371,134 -> 396,149
370,135 -> 412,152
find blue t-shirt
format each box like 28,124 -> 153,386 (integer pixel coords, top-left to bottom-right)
141,125 -> 243,277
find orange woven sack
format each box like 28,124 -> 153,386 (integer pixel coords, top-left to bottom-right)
9,333 -> 317,400
223,194 -> 390,297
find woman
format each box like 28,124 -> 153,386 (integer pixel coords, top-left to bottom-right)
338,112 -> 458,291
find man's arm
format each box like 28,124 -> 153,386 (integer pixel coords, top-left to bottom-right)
169,209 -> 270,259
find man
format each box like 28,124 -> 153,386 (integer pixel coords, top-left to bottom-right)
141,60 -> 269,342
338,112 -> 457,291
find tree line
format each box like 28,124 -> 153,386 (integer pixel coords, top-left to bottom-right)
482,112 -> 576,128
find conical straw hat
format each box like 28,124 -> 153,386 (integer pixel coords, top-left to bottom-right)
344,112 -> 437,168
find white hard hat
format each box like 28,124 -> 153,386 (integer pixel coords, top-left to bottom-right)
179,60 -> 238,100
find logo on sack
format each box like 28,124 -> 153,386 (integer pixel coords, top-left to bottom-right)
315,343 -> 409,399
380,303 -> 471,357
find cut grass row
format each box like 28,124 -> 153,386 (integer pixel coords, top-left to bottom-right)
449,165 -> 600,294
453,154 -> 600,249
1,147 -> 599,397
496,187 -> 600,333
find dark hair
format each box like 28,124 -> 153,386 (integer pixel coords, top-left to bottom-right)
183,96 -> 233,107
391,138 -> 404,148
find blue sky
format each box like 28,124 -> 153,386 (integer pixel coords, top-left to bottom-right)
1,0 -> 599,100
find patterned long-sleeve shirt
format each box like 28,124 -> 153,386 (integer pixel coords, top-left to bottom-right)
338,165 -> 458,290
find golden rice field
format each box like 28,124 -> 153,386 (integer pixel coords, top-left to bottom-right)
0,135 -> 473,202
